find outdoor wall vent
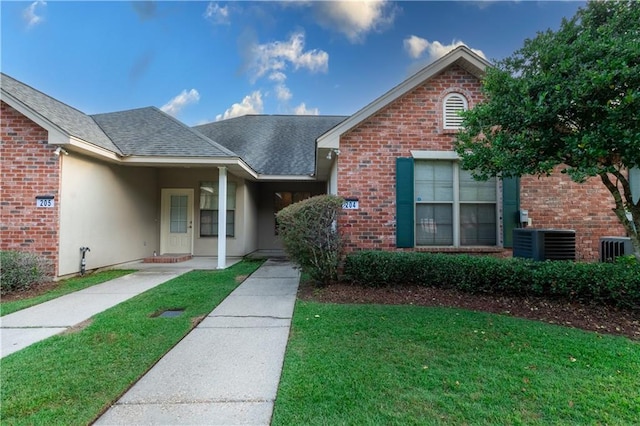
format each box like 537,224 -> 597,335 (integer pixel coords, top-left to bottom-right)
513,229 -> 576,261
599,237 -> 632,263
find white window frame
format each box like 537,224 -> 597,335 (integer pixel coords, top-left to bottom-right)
443,93 -> 468,130
411,151 -> 499,247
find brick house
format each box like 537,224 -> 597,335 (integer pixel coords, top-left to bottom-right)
1,46 -> 633,278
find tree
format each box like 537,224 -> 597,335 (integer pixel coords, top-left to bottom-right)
454,1 -> 640,260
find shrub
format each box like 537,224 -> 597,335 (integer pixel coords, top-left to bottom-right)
343,251 -> 640,309
275,195 -> 344,285
1,251 -> 52,294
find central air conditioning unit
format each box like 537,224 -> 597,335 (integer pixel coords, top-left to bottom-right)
513,229 -> 576,261
599,237 -> 632,262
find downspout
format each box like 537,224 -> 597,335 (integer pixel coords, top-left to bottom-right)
217,166 -> 227,269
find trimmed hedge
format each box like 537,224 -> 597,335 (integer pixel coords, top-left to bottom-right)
1,251 -> 52,295
276,195 -> 344,285
343,251 -> 640,309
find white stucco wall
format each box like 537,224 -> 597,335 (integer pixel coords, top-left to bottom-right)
58,154 -> 158,275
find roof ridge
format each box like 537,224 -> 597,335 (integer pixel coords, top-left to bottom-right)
1,72 -> 98,118
1,72 -> 122,155
195,114 -> 350,128
149,107 -> 238,157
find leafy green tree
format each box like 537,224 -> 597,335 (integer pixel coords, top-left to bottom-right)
455,1 -> 640,259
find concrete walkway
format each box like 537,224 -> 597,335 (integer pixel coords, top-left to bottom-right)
0,257 -> 239,358
95,259 -> 300,425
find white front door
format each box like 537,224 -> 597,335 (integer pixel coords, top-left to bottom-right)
161,189 -> 194,254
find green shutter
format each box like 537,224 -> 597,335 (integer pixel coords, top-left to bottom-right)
630,168 -> 640,204
396,158 -> 414,248
502,176 -> 520,248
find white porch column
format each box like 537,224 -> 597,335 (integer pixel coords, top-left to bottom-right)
217,166 -> 227,269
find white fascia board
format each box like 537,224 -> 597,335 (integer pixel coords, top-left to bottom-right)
119,156 -> 259,177
68,137 -> 121,162
317,47 -> 490,150
2,91 -> 71,145
411,150 -> 460,160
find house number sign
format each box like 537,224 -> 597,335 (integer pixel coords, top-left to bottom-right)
342,198 -> 359,210
36,196 -> 55,208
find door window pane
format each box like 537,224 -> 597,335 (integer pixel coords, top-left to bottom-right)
170,195 -> 188,233
416,204 -> 453,245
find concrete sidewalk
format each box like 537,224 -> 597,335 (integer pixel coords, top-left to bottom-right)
95,259 -> 300,425
0,257 -> 240,358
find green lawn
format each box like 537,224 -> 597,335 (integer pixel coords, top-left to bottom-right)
1,269 -> 135,316
0,260 -> 263,425
273,301 -> 640,425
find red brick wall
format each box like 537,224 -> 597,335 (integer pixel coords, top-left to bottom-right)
337,65 -> 485,253
1,101 -> 60,275
336,65 -> 623,261
521,169 -> 625,261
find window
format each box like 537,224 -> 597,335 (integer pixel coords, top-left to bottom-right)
170,195 -> 188,233
274,191 -> 311,234
199,181 -> 236,237
443,93 -> 468,130
415,160 -> 496,246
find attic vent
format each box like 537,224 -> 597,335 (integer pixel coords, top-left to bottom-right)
443,93 -> 468,129
513,229 -> 576,261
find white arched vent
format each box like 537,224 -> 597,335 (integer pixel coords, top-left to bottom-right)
443,93 -> 468,130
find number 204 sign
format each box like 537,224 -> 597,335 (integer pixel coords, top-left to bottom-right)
36,197 -> 55,208
342,199 -> 359,210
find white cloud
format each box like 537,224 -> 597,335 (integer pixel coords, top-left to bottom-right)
204,2 -> 229,25
293,103 -> 319,116
248,31 -> 328,82
161,89 -> 200,117
403,35 -> 430,59
216,91 -> 264,121
403,37 -> 486,62
23,1 -> 46,29
268,72 -> 291,101
269,71 -> 287,83
274,84 -> 292,102
314,0 -> 397,43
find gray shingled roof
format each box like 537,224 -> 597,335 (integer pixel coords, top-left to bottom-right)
2,73 -> 347,172
0,73 -> 121,153
92,107 -> 236,157
194,115 -> 347,175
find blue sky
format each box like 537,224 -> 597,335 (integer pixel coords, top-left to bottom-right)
2,1 -> 585,126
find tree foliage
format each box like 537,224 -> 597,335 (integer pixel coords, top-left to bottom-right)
455,1 -> 640,259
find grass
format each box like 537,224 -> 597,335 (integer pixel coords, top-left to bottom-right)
273,301 -> 640,425
0,259 -> 263,425
0,269 -> 135,316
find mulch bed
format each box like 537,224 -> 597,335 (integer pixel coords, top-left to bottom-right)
298,281 -> 640,341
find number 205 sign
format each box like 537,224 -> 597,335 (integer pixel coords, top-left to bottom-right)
36,197 -> 55,208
